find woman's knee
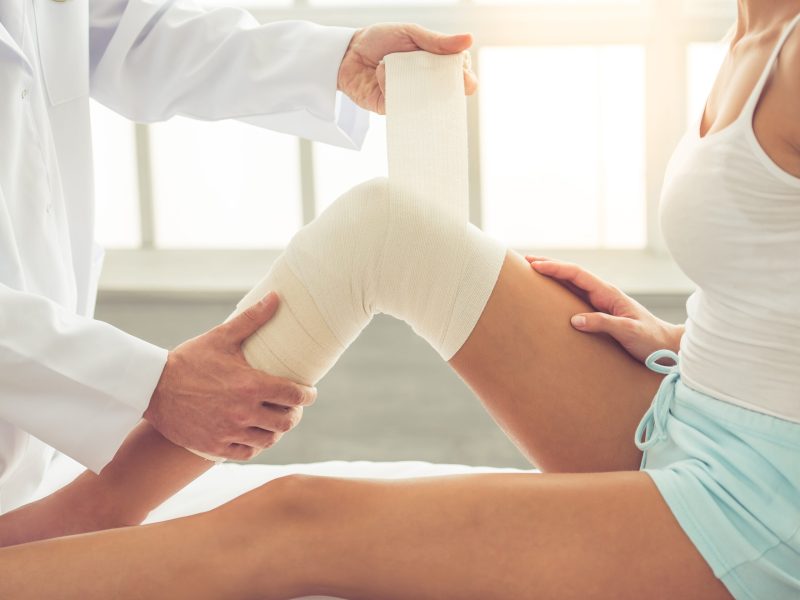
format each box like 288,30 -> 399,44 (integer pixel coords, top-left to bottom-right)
287,177 -> 389,271
247,474 -> 353,525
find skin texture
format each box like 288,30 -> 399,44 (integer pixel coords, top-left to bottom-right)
0,2 -> 797,597
703,0 -> 800,176
0,472 -> 730,600
0,253 -> 732,600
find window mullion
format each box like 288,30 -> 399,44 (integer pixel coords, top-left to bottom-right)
299,139 -> 317,225
645,0 -> 685,256
135,123 -> 157,249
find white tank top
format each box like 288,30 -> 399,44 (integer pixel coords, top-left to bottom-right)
660,14 -> 800,423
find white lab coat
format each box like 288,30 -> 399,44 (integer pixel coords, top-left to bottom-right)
0,0 -> 367,513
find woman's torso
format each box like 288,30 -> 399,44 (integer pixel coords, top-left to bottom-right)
660,14 -> 800,423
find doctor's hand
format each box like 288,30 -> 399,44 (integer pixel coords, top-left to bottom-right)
144,292 -> 316,461
527,257 -> 685,363
337,23 -> 478,114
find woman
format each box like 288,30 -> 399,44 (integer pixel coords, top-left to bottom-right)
1,0 -> 798,598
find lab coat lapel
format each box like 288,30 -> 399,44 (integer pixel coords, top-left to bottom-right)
0,0 -> 25,48
33,0 -> 89,106
0,1 -> 33,75
0,26 -> 31,72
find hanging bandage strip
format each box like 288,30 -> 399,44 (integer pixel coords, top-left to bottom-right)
377,51 -> 473,357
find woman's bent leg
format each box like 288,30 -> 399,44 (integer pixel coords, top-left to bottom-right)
233,183 -> 662,473
450,252 -> 664,472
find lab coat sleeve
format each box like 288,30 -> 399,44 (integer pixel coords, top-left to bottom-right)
0,284 -> 168,473
89,0 -> 369,149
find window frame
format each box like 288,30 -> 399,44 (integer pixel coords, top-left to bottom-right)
101,0 -> 735,295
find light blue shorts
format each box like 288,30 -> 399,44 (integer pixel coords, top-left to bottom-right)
637,350 -> 800,600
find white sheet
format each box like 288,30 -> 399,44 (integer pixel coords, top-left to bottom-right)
34,454 -> 534,600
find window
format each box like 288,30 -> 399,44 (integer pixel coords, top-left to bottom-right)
149,118 -> 301,248
313,115 -> 387,215
90,101 -> 140,248
480,45 -> 645,248
92,0 -> 735,260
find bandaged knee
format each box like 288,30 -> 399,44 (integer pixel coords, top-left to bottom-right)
235,51 -> 505,386
190,52 -> 505,461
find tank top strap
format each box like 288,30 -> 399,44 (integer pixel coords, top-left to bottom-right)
742,12 -> 800,117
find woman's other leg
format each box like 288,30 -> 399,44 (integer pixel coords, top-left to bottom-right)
248,473 -> 732,600
0,472 -> 731,600
0,512 -> 248,599
0,479 -> 303,600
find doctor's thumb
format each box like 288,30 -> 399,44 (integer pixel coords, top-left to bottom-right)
408,26 -> 472,55
219,292 -> 280,345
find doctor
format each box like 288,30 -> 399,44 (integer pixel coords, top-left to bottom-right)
0,0 -> 476,515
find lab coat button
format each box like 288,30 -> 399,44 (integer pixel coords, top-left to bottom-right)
20,89 -> 28,100
46,203 -> 53,214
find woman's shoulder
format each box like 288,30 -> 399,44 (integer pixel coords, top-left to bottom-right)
780,19 -> 800,84
772,20 -> 800,166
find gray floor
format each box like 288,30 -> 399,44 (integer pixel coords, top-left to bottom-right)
97,292 -> 688,469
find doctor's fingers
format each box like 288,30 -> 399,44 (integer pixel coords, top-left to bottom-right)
237,372 -> 317,408
405,24 -> 472,56
219,410 -> 298,458
239,427 -> 283,452
404,27 -> 478,94
226,416 -> 298,458
224,443 -> 263,462
257,404 -> 304,435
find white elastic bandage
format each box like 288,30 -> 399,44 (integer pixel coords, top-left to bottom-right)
189,52 -> 505,461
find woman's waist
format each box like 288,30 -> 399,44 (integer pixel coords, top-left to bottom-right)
680,307 -> 799,393
638,350 -> 800,456
674,339 -> 800,428
676,371 -> 800,425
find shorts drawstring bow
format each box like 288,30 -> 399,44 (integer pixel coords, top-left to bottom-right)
635,349 -> 680,451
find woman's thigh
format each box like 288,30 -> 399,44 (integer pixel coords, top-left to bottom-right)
450,251 -> 664,472
275,472 -> 732,600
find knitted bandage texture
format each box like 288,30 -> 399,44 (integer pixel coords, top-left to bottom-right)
232,51 -> 505,386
